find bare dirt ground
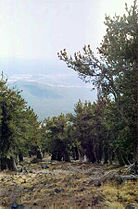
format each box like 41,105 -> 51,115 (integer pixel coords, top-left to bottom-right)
0,158 -> 138,209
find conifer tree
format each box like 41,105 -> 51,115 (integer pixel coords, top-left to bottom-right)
0,74 -> 41,169
42,114 -> 71,162
58,1 -> 138,171
0,74 -> 27,170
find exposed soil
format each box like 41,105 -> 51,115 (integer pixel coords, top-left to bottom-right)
0,158 -> 138,209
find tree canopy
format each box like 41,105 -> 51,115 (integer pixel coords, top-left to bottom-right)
0,74 -> 42,170
58,1 -> 138,172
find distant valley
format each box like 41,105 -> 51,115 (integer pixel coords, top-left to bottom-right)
1,59 -> 96,120
12,80 -> 96,120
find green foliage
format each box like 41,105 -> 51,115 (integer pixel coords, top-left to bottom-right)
0,74 -> 42,169
58,1 -> 138,167
0,1 -> 138,169
41,114 -> 72,162
24,107 -> 41,153
0,74 -> 27,157
71,100 -> 105,163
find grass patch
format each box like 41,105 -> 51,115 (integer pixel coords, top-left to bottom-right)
0,159 -> 137,208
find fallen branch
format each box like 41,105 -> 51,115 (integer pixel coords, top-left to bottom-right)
88,171 -> 138,185
115,174 -> 138,180
125,163 -> 135,171
88,170 -> 118,184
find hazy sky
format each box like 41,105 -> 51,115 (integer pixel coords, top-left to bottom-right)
0,0 -> 134,62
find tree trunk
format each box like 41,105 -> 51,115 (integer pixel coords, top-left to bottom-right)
0,157 -> 7,170
64,150 -> 70,162
57,152 -> 62,161
87,148 -> 96,163
134,46 -> 138,173
72,146 -> 79,160
103,146 -> 108,164
135,144 -> 138,173
75,147 -> 79,160
36,149 -> 43,160
51,151 -> 57,160
95,144 -> 102,164
116,149 -> 125,166
108,148 -> 114,165
7,157 -> 17,171
19,152 -> 23,162
28,151 -> 32,158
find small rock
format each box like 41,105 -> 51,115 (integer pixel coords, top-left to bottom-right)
94,180 -> 101,187
42,165 -> 49,169
125,204 -> 135,209
48,185 -> 53,189
11,202 -> 18,208
60,188 -> 64,192
54,188 -> 60,194
33,202 -> 37,206
11,203 -> 24,209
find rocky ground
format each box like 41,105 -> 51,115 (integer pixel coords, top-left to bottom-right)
0,158 -> 138,209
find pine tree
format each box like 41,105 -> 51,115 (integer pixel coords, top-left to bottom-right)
58,1 -> 138,170
0,74 -> 27,170
42,114 -> 71,162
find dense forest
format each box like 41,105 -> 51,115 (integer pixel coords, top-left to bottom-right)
0,1 -> 138,176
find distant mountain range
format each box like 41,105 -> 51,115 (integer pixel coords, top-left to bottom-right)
11,80 -> 96,121
1,58 -> 97,120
